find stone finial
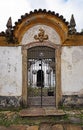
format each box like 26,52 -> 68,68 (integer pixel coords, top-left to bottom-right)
6,17 -> 12,35
5,17 -> 18,43
6,17 -> 12,28
69,14 -> 76,34
70,14 -> 76,27
5,17 -> 13,43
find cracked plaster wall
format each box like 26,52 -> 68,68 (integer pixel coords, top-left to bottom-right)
0,36 -> 83,99
0,47 -> 22,96
61,46 -> 83,95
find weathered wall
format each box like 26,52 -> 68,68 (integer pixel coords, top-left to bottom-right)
61,46 -> 83,107
0,41 -> 83,107
0,47 -> 22,96
61,46 -> 83,95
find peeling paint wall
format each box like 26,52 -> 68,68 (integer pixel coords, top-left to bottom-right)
61,46 -> 83,95
0,47 -> 22,96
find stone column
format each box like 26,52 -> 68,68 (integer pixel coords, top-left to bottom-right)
55,46 -> 62,109
22,48 -> 28,107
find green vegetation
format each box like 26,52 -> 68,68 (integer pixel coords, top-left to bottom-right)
0,108 -> 82,127
0,113 -> 67,127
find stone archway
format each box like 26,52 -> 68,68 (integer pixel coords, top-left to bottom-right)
22,41 -> 61,108
12,10 -> 69,108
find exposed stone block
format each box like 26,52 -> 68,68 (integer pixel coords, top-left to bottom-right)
0,96 -> 22,108
61,95 -> 83,108
52,124 -> 63,130
39,123 -> 52,130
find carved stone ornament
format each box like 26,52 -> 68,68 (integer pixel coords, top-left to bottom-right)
34,28 -> 48,42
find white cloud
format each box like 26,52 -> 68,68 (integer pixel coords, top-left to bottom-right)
45,0 -> 83,31
0,0 -> 31,31
28,0 -> 47,9
0,0 -> 83,32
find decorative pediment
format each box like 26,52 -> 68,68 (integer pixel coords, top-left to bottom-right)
13,9 -> 69,44
1,9 -> 83,46
21,25 -> 61,45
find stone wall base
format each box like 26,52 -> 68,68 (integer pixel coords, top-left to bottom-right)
0,95 -> 83,109
0,96 -> 22,108
61,95 -> 83,108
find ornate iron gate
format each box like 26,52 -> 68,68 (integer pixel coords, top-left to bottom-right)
27,46 -> 56,107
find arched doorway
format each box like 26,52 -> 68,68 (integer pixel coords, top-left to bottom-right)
14,10 -> 68,108
27,46 -> 56,107
22,42 -> 61,108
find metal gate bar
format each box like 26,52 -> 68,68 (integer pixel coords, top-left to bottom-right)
27,46 -> 55,107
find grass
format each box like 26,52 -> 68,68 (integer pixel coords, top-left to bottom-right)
0,108 -> 68,127
0,108 -> 82,127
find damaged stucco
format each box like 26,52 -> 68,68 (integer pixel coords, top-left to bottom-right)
0,47 -> 22,96
61,46 -> 83,95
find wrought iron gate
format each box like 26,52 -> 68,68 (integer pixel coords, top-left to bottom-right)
27,46 -> 56,107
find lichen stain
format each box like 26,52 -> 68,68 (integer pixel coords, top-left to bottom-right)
7,63 -> 11,73
72,50 -> 83,64
67,64 -> 72,70
14,67 -> 17,72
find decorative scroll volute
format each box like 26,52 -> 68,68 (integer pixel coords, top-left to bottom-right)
34,28 -> 48,42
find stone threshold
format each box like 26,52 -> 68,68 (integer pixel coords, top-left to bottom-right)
19,107 -> 65,117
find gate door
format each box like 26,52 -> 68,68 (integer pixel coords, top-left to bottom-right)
27,46 -> 56,107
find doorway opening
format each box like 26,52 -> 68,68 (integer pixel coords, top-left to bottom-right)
27,46 -> 56,107
37,70 -> 44,87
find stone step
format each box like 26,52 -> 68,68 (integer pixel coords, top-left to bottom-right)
19,107 -> 65,117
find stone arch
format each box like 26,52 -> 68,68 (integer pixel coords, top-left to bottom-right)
22,41 -> 58,50
20,10 -> 64,108
13,10 -> 68,44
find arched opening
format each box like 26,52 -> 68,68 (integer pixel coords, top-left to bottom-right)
18,10 -> 65,108
37,70 -> 44,87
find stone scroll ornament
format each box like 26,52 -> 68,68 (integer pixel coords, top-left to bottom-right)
34,28 -> 48,42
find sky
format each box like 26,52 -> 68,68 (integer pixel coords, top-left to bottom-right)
0,0 -> 83,32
